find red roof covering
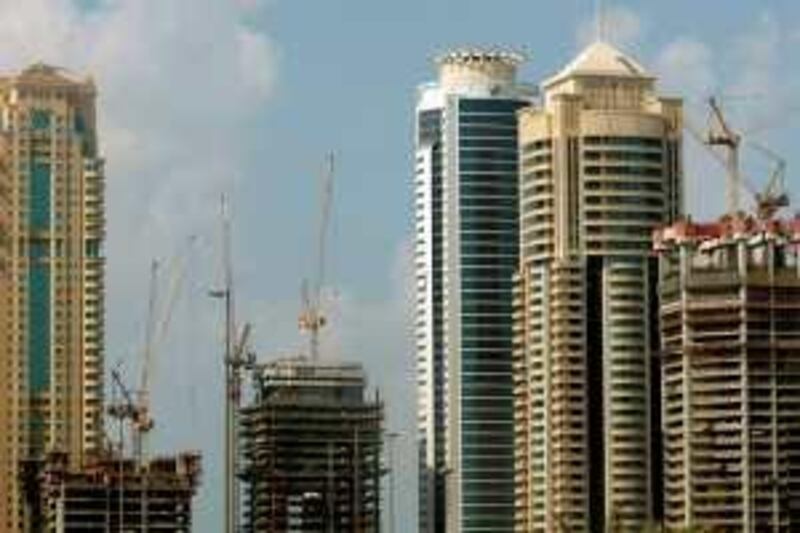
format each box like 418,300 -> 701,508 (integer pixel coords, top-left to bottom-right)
654,214 -> 800,250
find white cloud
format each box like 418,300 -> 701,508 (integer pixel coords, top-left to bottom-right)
654,37 -> 715,98
237,28 -> 279,99
576,4 -> 643,50
651,10 -> 800,219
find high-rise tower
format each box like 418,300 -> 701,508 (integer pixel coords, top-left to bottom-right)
0,64 -> 105,532
240,357 -> 383,532
512,42 -> 682,532
655,215 -> 800,531
415,49 -> 534,532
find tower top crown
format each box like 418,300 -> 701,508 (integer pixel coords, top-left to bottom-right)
545,41 -> 651,88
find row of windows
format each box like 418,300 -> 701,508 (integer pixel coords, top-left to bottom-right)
584,181 -> 662,192
460,184 -> 517,195
460,138 -> 517,149
584,196 -> 663,207
459,114 -> 519,127
584,150 -> 663,163
583,136 -> 663,147
584,165 -> 664,177
460,197 -> 517,208
460,126 -> 518,138
459,99 -> 527,113
459,161 -> 517,172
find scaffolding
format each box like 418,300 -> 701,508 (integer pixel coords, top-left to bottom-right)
22,451 -> 201,533
240,357 -> 384,533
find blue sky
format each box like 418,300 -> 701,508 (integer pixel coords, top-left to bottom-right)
4,0 -> 800,531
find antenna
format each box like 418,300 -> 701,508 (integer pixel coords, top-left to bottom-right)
595,0 -> 607,42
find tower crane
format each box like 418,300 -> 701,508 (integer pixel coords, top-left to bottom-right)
209,195 -> 255,533
707,96 -> 743,216
298,153 -> 335,361
748,141 -> 789,220
134,243 -> 193,463
684,97 -> 790,221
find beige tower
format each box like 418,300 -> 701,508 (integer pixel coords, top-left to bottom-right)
0,64 -> 105,532
513,42 -> 682,532
656,216 -> 800,531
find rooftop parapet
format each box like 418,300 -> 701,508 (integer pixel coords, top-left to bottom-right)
434,48 -> 527,94
654,214 -> 800,252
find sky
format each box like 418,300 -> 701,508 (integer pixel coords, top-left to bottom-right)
2,0 -> 800,531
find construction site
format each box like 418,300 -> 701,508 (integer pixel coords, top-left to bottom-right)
240,358 -> 384,532
656,214 -> 800,530
213,155 -> 386,533
19,255 -> 204,533
22,451 -> 201,532
654,98 -> 800,530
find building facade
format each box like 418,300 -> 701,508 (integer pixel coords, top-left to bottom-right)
0,64 -> 105,533
23,451 -> 201,533
512,42 -> 682,532
415,49 -> 534,532
655,215 -> 800,531
240,357 -> 383,532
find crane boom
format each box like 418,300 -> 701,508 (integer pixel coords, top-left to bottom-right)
747,141 -> 789,220
685,99 -> 790,221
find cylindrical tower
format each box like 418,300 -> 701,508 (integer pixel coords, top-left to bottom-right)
514,41 -> 683,532
415,49 -> 534,533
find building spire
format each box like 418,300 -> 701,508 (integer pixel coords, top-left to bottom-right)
595,0 -> 607,42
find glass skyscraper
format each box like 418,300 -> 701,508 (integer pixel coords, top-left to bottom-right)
414,50 -> 533,532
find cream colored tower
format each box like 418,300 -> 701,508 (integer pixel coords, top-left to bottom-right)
0,64 -> 105,532
513,42 -> 682,532
656,216 -> 800,532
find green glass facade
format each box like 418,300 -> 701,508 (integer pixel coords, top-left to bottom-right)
456,98 -> 524,532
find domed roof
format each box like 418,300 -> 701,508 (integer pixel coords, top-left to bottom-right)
545,41 -> 651,87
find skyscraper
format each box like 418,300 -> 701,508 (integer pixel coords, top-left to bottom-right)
415,50 -> 534,532
655,215 -> 800,531
0,64 -> 105,532
512,41 -> 682,532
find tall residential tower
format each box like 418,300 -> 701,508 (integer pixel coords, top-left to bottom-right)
415,50 -> 533,532
512,42 -> 682,532
656,215 -> 800,531
0,64 -> 105,532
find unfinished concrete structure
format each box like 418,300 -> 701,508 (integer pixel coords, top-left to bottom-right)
655,215 -> 800,531
513,41 -> 682,532
23,451 -> 201,532
240,357 -> 384,532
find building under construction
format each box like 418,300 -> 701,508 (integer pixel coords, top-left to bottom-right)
240,357 -> 384,532
655,214 -> 800,530
22,451 -> 201,532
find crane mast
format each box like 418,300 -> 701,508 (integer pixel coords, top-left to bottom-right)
299,153 -> 335,361
686,98 -> 789,221
134,260 -> 159,462
210,195 -> 254,533
707,96 -> 743,217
